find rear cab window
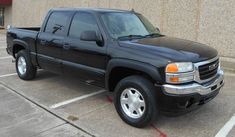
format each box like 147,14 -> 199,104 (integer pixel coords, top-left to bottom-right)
44,11 -> 72,36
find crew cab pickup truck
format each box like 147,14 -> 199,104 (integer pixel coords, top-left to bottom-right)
6,8 -> 224,127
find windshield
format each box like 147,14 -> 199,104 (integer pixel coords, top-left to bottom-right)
100,12 -> 160,40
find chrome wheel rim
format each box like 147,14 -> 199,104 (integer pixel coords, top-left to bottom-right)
17,56 -> 27,75
120,88 -> 146,119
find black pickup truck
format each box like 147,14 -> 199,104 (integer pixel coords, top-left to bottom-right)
6,8 -> 224,127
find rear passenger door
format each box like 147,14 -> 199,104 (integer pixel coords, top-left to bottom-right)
37,11 -> 73,73
63,12 -> 107,84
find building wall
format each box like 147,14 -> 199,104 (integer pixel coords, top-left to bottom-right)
4,5 -> 11,27
6,0 -> 235,58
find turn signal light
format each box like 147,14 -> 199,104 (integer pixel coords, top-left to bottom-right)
166,62 -> 193,73
166,64 -> 178,73
169,77 -> 179,82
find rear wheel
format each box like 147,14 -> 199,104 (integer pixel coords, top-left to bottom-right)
114,75 -> 158,127
16,50 -> 37,80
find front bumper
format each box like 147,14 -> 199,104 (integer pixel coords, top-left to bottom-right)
157,69 -> 224,114
163,69 -> 224,95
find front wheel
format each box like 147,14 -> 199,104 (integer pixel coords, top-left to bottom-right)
16,50 -> 37,80
114,75 -> 159,128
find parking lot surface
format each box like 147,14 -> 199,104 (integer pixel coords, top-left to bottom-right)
0,35 -> 234,137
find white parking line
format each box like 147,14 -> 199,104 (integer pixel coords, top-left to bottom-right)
0,56 -> 12,60
215,115 -> 235,137
50,89 -> 106,109
0,70 -> 44,78
0,73 -> 17,78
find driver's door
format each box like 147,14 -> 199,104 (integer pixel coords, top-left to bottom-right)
62,12 -> 107,84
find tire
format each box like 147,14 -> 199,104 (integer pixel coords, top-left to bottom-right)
16,50 -> 37,80
114,75 -> 158,128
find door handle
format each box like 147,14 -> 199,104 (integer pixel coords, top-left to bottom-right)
63,43 -> 70,50
40,40 -> 48,45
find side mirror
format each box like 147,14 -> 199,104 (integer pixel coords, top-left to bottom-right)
80,31 -> 102,42
156,27 -> 160,33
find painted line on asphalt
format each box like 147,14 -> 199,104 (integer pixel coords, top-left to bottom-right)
0,56 -> 12,60
0,70 -> 44,78
50,89 -> 106,109
0,73 -> 17,78
106,95 -> 113,103
151,124 -> 167,137
215,115 -> 235,137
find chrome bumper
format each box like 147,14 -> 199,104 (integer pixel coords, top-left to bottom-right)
163,69 -> 224,95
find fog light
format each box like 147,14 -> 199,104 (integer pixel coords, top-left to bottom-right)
169,77 -> 179,82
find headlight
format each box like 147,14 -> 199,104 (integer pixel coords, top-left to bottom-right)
165,62 -> 194,84
166,62 -> 193,73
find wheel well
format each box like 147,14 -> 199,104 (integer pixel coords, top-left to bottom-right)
13,44 -> 25,58
108,67 -> 154,92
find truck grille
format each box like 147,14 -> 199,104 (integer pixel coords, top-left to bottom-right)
198,59 -> 219,80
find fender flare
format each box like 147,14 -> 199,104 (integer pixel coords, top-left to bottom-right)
105,58 -> 164,90
12,39 -> 29,51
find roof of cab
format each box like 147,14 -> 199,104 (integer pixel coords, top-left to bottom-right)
50,7 -> 133,13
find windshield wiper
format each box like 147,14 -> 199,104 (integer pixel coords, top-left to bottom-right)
118,35 -> 145,40
144,33 -> 162,37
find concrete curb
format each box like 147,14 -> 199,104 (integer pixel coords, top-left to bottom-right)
221,57 -> 235,74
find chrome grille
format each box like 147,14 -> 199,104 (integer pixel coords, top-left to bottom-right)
198,58 -> 219,80
194,56 -> 220,83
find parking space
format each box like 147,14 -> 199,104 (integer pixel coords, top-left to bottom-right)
0,36 -> 235,137
0,71 -> 104,107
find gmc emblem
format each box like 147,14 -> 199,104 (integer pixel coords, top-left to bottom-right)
209,63 -> 217,71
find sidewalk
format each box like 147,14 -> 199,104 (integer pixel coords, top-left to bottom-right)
0,84 -> 91,137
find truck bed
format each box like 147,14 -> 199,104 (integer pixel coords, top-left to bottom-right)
6,27 -> 40,58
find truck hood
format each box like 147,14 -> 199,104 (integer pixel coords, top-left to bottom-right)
118,36 -> 218,63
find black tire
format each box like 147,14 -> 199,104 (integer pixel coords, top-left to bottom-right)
16,50 -> 37,80
114,75 -> 159,128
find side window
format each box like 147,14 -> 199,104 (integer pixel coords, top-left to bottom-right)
69,12 -> 98,38
45,12 -> 71,35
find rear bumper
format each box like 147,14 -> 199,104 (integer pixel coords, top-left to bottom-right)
6,46 -> 13,55
157,69 -> 224,113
